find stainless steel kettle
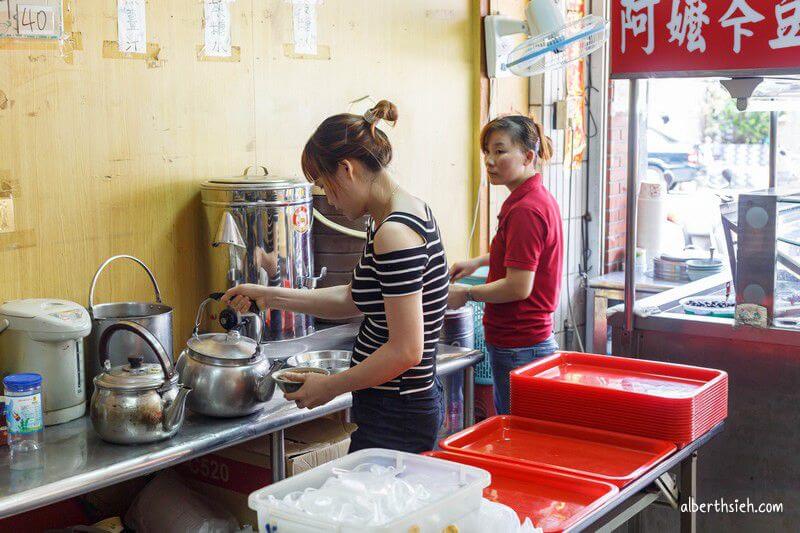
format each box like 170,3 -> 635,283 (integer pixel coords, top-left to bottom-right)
90,321 -> 191,444
175,296 -> 284,418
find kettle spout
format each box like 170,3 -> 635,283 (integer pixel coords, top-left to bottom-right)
213,211 -> 246,249
163,386 -> 192,432
256,358 -> 286,402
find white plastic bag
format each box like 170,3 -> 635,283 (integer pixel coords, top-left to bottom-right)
471,499 -> 543,533
124,471 -> 240,533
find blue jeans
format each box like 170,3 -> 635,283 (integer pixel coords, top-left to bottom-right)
488,335 -> 559,415
349,377 -> 444,454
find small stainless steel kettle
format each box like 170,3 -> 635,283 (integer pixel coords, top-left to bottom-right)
175,296 -> 284,418
90,321 -> 191,444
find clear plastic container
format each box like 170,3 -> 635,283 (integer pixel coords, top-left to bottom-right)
4,373 -> 44,466
248,449 -> 490,533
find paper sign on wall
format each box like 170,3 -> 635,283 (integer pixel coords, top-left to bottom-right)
0,0 -> 63,39
292,0 -> 318,55
16,4 -> 55,36
0,197 -> 13,234
204,0 -> 233,57
117,0 -> 146,54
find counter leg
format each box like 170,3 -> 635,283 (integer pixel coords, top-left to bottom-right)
464,366 -> 475,428
586,287 -> 596,353
592,293 -> 608,355
270,429 -> 286,482
680,451 -> 698,533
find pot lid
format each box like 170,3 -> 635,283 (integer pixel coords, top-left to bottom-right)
659,249 -> 706,263
0,298 -> 86,319
188,331 -> 258,361
94,357 -> 177,391
0,299 -> 91,336
687,258 -> 724,269
444,305 -> 474,319
201,177 -> 310,191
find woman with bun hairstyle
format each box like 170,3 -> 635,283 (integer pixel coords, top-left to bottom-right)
222,100 -> 450,453
448,115 -> 562,415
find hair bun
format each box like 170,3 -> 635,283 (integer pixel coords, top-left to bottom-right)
368,100 -> 399,125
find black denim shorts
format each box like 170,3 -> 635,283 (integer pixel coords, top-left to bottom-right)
349,377 -> 444,454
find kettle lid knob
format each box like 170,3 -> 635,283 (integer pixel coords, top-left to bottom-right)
127,356 -> 144,368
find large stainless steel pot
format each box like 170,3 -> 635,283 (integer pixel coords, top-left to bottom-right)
85,255 -> 173,397
90,321 -> 190,444
175,297 -> 285,418
201,168 -> 324,342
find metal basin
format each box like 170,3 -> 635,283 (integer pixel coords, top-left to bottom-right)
272,367 -> 330,394
286,350 -> 352,374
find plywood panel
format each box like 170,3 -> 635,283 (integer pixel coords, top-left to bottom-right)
0,0 -> 476,351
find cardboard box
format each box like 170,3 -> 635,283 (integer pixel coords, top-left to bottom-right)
177,416 -> 355,527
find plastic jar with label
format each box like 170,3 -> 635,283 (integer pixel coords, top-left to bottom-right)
4,373 -> 44,456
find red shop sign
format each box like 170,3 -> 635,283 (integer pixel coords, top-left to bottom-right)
610,0 -> 800,78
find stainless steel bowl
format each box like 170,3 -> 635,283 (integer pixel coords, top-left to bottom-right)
272,367 -> 330,394
286,350 -> 352,375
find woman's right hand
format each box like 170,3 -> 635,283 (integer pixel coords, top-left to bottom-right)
221,284 -> 272,314
449,258 -> 480,282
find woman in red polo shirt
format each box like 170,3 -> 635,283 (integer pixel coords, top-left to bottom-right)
448,115 -> 562,415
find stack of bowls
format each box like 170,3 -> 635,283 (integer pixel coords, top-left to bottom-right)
686,258 -> 724,281
653,256 -> 689,282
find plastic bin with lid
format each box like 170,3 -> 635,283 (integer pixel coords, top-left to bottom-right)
248,448 -> 491,533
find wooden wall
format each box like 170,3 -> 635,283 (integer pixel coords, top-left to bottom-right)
0,0 -> 477,350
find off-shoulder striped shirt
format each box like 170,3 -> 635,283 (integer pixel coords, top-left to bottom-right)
351,206 -> 448,395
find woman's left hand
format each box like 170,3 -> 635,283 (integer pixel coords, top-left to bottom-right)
448,284 -> 470,309
284,373 -> 337,409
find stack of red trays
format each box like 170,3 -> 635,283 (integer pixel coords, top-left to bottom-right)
510,352 -> 728,446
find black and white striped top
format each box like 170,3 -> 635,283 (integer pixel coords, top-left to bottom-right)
351,206 -> 449,395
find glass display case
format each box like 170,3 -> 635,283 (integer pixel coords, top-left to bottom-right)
722,188 -> 800,327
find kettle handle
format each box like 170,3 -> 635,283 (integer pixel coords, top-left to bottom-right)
210,291 -> 259,313
192,297 -> 216,338
89,255 -> 163,309
99,321 -> 175,381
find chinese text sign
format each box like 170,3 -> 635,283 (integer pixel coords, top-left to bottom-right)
611,0 -> 800,77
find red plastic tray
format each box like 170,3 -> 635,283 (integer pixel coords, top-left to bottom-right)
509,406 -> 724,444
512,352 -> 727,403
440,416 -> 676,487
510,394 -> 727,430
509,403 -> 726,429
511,389 -> 728,423
511,374 -> 728,404
424,450 -> 618,533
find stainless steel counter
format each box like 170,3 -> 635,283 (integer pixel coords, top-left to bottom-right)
0,324 -> 482,519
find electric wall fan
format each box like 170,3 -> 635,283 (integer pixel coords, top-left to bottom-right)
485,0 -> 608,78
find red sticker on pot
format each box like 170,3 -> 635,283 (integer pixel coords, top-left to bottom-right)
293,206 -> 310,234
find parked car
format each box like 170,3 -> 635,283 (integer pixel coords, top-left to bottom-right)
647,127 -> 706,190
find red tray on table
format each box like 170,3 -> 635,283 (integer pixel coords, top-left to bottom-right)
439,415 -> 676,487
511,352 -> 727,402
510,352 -> 728,445
424,450 -> 618,533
